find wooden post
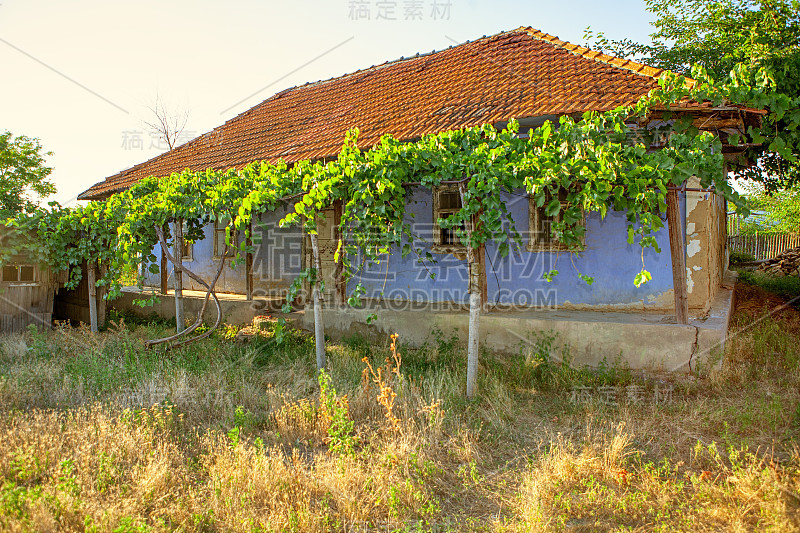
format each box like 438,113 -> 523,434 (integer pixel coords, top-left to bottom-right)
666,189 -> 689,325
160,247 -> 168,294
477,240 -> 487,308
333,200 -> 346,305
97,262 -> 107,329
87,259 -> 98,333
309,232 -> 326,370
246,220 -> 254,300
173,220 -> 185,333
460,185 -> 482,399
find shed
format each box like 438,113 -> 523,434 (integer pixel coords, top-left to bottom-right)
0,228 -> 60,332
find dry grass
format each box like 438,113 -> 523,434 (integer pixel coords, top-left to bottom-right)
512,422 -> 799,532
0,279 -> 799,532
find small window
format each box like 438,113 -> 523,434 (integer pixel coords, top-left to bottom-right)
213,221 -> 237,258
2,265 -> 18,282
19,266 -> 35,282
1,264 -> 36,283
528,188 -> 585,252
179,221 -> 193,261
433,186 -> 466,250
181,240 -> 193,261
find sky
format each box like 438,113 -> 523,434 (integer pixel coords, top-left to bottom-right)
0,0 -> 658,206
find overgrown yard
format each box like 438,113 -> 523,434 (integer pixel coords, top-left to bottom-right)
1,276 -> 799,532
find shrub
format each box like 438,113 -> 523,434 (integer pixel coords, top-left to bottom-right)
729,250 -> 757,264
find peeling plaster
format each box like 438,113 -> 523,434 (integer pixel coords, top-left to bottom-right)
560,299 -> 647,312
559,289 -> 676,312
682,175 -> 725,314
646,289 -> 675,308
686,189 -> 704,216
686,239 -> 702,257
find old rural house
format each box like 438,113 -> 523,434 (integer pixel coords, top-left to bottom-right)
79,28 -> 756,369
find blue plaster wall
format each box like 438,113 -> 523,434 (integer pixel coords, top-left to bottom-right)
143,188 -> 688,310
350,186 -> 469,305
146,224 -> 246,294
349,186 -> 685,309
144,203 -> 303,297
250,203 -> 305,297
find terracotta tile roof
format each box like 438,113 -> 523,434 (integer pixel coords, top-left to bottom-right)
79,27 -> 665,200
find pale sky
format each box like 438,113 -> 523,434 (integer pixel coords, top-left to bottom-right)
1,0 -> 656,206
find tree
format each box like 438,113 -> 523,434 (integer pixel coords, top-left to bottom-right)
742,182 -> 800,233
587,0 -> 800,189
143,93 -> 191,332
0,131 -> 55,218
143,93 -> 189,151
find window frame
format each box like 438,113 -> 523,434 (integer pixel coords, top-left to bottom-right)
431,185 -> 467,253
527,188 -> 586,252
179,221 -> 193,262
1,264 -> 38,284
181,240 -> 193,262
213,220 -> 238,259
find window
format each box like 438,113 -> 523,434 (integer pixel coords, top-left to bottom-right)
213,221 -> 238,258
2,265 -> 17,281
1,264 -> 36,283
19,266 -> 35,282
181,239 -> 193,261
178,221 -> 193,261
433,186 -> 466,251
528,188 -> 585,252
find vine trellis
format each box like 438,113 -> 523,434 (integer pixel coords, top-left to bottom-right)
4,65 -> 799,397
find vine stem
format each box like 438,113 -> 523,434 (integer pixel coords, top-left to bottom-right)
173,219 -> 185,333
146,225 -> 226,349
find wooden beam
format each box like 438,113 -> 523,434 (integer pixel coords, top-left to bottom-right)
478,241 -> 487,306
333,200 -> 346,305
160,247 -> 168,294
666,188 -> 689,325
692,117 -> 744,129
309,232 -> 326,370
97,261 -> 107,329
472,208 -> 488,311
245,220 -> 253,300
87,260 -> 98,333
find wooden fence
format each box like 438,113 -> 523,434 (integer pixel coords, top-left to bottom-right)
727,233 -> 800,261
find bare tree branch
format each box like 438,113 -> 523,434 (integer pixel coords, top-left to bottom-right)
143,93 -> 189,151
